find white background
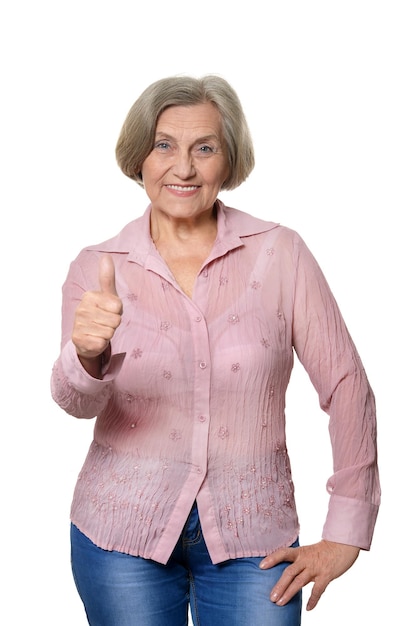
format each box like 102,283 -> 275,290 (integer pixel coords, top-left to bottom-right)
1,1 -> 415,623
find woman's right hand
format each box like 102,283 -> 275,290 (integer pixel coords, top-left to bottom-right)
72,254 -> 123,376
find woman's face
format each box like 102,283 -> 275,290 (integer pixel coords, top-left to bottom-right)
141,102 -> 229,222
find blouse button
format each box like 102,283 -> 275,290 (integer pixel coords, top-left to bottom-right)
199,361 -> 207,369
198,415 -> 206,422
195,316 -> 202,322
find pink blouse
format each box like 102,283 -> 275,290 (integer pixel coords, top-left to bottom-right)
51,201 -> 380,564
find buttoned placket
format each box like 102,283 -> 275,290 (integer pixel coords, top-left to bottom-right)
183,295 -> 211,482
149,266 -> 215,564
145,249 -> 212,484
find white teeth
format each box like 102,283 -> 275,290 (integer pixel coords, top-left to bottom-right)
166,185 -> 198,191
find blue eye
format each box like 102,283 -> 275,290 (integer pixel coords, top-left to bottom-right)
155,141 -> 170,150
198,145 -> 215,154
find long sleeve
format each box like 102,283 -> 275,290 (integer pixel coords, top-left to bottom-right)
50,252 -> 125,419
291,233 -> 380,549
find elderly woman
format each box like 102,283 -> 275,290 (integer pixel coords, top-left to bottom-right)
51,75 -> 380,626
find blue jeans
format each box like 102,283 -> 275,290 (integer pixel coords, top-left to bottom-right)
71,503 -> 302,625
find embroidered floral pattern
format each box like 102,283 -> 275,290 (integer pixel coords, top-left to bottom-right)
52,213 -> 337,566
218,426 -> 229,439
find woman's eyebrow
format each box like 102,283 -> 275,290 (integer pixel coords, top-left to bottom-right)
154,131 -> 220,143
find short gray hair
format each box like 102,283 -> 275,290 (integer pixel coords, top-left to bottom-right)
115,75 -> 255,190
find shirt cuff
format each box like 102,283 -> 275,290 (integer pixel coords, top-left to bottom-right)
60,341 -> 126,393
322,494 -> 379,550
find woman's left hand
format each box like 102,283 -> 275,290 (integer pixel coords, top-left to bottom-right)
259,540 -> 360,611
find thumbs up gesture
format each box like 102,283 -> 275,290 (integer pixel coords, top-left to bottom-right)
72,255 -> 123,373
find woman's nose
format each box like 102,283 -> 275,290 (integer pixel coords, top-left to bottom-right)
172,150 -> 195,178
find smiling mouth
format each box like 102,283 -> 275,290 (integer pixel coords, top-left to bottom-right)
166,185 -> 200,191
